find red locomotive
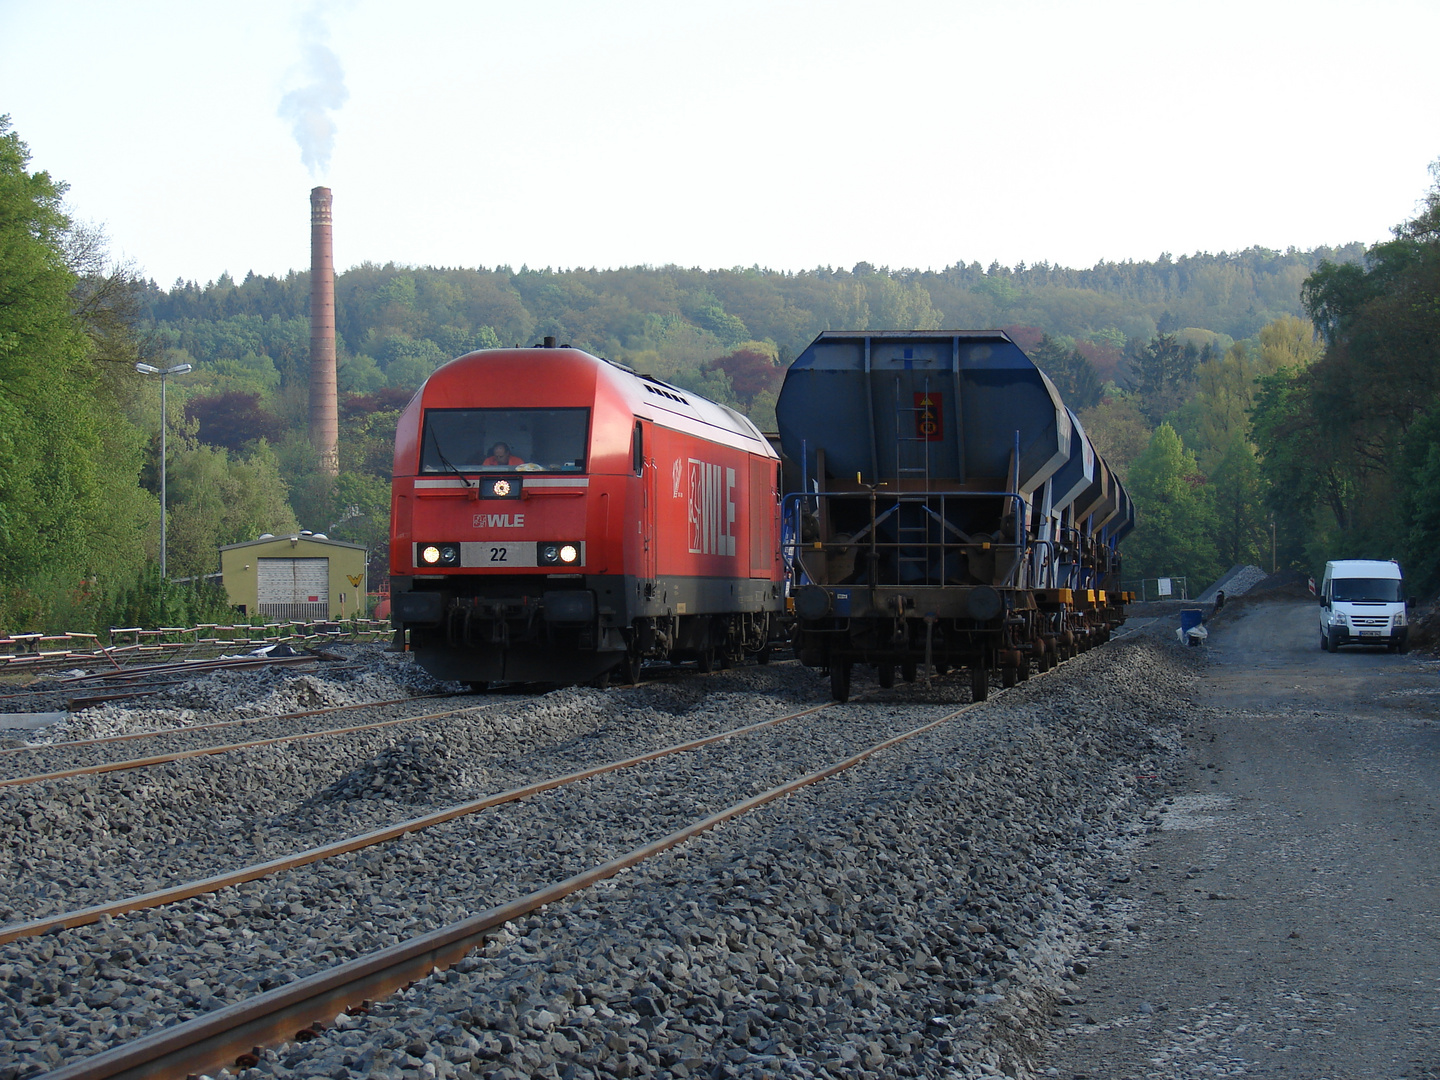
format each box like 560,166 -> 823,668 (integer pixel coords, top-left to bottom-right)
389,339 -> 786,686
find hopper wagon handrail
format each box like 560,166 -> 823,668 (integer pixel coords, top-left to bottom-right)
781,489 -> 1030,588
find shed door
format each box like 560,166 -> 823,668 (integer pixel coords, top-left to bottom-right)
257,558 -> 329,620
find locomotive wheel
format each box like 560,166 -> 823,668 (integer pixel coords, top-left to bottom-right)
830,662 -> 852,702
591,668 -> 611,690
901,660 -> 918,683
877,662 -> 896,689
697,649 -> 716,672
1001,665 -> 1017,689
464,681 -> 489,693
756,645 -> 772,665
970,665 -> 989,702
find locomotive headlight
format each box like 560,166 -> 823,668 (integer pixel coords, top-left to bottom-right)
539,542 -> 581,566
419,543 -> 460,567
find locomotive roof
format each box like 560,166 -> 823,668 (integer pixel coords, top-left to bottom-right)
606,359 -> 774,455
422,348 -> 774,457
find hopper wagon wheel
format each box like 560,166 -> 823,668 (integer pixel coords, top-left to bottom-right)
621,651 -> 643,686
464,681 -> 490,694
830,661 -> 852,702
1001,665 -> 1018,689
877,662 -> 896,689
1017,654 -> 1031,682
970,664 -> 989,702
901,660 -> 918,683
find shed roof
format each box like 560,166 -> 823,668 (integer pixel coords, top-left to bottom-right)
219,534 -> 366,553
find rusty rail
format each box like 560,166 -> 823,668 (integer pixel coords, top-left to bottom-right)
1,698 -> 840,942
0,699 -> 506,789
0,694 -> 451,758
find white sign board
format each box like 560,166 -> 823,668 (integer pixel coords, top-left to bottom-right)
1157,577 -> 1173,597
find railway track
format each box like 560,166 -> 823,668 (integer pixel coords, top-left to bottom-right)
35,691 -> 998,1080
13,662 -> 1007,1080
0,695 -> 477,788
2,633 -> 1188,1080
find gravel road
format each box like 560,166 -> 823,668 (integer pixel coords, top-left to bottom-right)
1038,596 -> 1440,1079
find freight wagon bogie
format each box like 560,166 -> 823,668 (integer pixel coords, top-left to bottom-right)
390,344 -> 784,687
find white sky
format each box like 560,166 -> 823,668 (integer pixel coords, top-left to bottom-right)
2,0 -> 1437,287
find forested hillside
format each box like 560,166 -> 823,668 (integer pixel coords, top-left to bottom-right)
3,110 -> 1435,632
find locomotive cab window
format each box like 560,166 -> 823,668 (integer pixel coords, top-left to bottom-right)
420,408 -> 590,474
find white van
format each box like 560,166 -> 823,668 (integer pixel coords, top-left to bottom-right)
1319,559 -> 1410,652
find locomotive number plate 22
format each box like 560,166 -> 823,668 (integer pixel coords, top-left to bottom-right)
459,542 -> 536,567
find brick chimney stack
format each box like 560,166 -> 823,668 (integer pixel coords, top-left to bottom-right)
309,186 -> 339,476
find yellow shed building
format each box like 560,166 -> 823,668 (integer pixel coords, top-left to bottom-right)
219,532 -> 368,621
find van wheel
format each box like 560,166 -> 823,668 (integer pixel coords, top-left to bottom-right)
1324,629 -> 1337,653
1319,631 -> 1327,652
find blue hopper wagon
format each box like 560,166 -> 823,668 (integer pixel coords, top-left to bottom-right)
775,331 -> 1132,701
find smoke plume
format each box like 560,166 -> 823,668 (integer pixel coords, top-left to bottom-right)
278,7 -> 349,177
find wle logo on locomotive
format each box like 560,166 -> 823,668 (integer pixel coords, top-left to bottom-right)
472,512 -> 526,529
687,458 -> 737,557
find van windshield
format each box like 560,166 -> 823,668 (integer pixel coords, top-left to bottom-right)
1331,577 -> 1404,602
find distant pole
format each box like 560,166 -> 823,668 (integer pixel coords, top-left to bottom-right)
1270,520 -> 1277,574
136,362 -> 193,578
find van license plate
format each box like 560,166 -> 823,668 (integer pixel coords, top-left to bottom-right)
1360,630 -> 1381,637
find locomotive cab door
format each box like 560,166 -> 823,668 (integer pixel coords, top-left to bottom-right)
635,420 -> 657,583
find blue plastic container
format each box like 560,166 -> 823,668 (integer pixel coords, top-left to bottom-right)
1179,609 -> 1205,633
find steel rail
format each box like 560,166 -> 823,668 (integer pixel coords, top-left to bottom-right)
0,696 -> 843,943
0,657 -> 797,760
69,654 -> 321,684
0,694 -> 454,758
32,689 -> 993,1080
0,700 -> 506,789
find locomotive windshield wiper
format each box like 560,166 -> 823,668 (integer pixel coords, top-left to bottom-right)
425,429 -> 473,487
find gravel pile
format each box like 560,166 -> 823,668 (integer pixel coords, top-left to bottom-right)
1195,565 -> 1268,604
0,637 -> 1203,1079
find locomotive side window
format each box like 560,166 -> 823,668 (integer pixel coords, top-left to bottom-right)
420,408 -> 590,473
632,421 -> 644,475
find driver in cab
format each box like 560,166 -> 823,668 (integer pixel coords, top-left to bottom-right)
482,442 -> 526,468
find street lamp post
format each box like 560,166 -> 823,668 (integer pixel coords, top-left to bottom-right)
136,362 -> 193,578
